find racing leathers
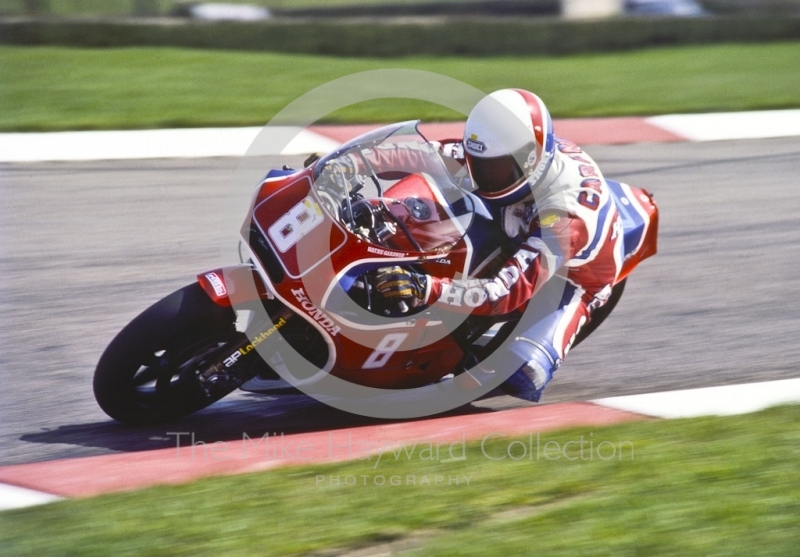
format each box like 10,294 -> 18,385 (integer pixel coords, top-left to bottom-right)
435,137 -> 624,400
359,137 -> 625,402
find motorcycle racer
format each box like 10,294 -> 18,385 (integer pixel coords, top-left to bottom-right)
93,91 -> 655,425
373,89 -> 625,403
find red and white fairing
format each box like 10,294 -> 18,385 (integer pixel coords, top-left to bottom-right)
238,123 -> 477,389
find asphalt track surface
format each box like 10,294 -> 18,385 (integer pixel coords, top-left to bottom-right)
2,138 -> 799,467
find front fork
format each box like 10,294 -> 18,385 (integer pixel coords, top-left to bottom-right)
193,264 -> 291,396
193,309 -> 295,398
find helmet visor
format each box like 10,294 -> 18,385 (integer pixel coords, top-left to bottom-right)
466,144 -> 536,194
467,153 -> 525,195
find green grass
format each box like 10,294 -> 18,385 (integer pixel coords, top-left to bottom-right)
1,405 -> 799,556
1,41 -> 800,131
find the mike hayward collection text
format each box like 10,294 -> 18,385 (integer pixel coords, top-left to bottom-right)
167,431 -> 634,464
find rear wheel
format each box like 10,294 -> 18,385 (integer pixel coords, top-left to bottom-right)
93,283 -> 243,425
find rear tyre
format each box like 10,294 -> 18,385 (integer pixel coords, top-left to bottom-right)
93,283 -> 241,425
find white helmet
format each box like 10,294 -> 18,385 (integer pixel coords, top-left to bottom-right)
463,89 -> 555,206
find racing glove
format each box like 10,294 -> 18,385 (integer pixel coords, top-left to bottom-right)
374,267 -> 430,307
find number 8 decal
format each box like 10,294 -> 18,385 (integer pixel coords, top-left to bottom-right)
363,333 -> 409,369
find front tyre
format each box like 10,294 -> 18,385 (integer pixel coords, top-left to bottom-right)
93,283 -> 241,425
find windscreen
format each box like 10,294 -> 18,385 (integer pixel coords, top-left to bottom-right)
312,121 -> 474,254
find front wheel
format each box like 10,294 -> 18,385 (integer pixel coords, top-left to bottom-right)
93,283 -> 243,425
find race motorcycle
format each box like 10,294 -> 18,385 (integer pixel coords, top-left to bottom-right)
94,121 -> 658,424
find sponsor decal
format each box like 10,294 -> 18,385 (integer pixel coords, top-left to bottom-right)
578,179 -> 603,211
465,134 -> 487,154
581,178 -> 603,193
539,212 -> 561,228
367,246 -> 407,258
440,283 -> 489,308
439,249 -> 538,308
526,141 -> 554,187
578,191 -> 600,211
291,288 -> 342,336
579,164 -> 599,178
524,150 -> 538,171
223,317 -> 287,368
205,272 -> 227,297
556,139 -> 583,154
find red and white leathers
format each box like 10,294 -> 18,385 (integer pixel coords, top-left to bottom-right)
360,136 -> 624,401
429,137 -> 625,400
